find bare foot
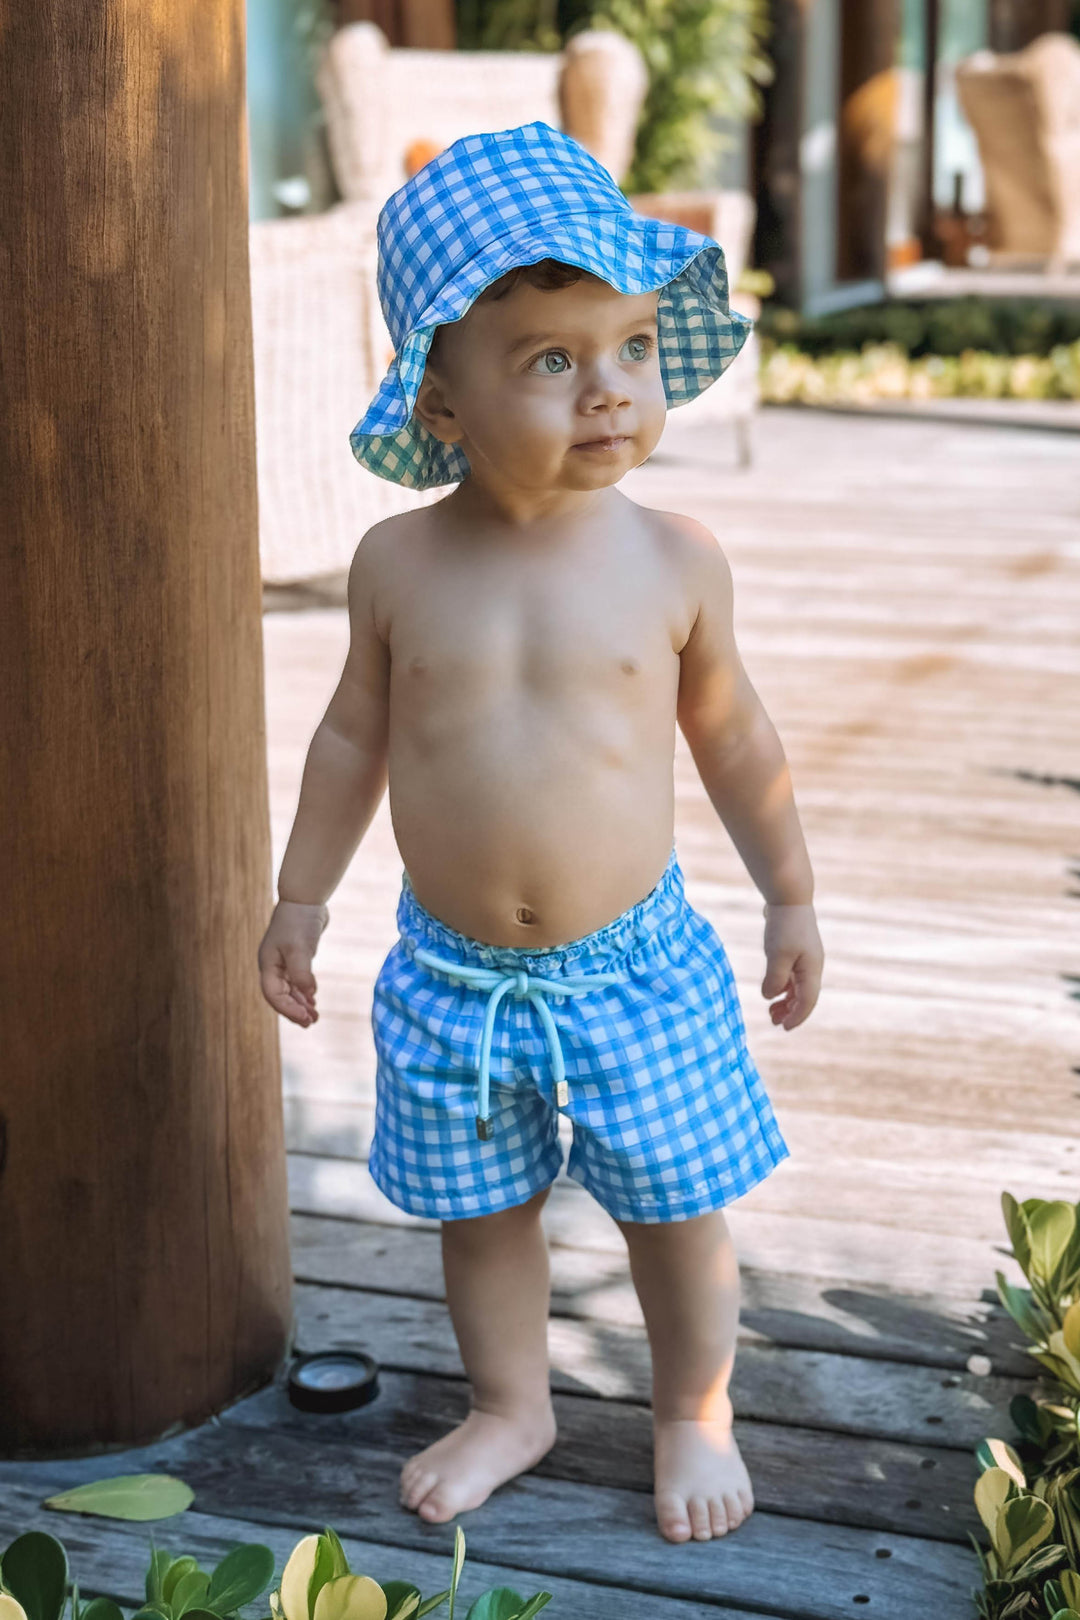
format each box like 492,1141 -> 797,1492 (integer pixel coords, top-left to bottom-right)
653,1408 -> 755,1543
399,1402 -> 557,1523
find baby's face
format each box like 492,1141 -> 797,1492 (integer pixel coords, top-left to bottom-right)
415,273 -> 666,493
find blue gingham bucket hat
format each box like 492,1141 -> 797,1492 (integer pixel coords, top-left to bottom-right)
349,120 -> 753,490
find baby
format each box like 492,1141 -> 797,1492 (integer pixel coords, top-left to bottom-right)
258,123 -> 823,1545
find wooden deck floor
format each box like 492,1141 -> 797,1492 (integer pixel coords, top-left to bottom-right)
3,407 -> 1078,1618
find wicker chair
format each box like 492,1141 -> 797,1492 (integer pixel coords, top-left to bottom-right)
250,24 -> 757,583
956,33 -> 1080,267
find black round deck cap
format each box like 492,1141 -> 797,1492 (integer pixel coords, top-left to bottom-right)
287,1348 -> 380,1413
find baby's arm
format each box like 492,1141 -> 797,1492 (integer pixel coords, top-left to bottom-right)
258,527 -> 391,1026
673,516 -> 823,1029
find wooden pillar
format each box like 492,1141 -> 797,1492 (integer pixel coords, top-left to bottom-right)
0,0 -> 292,1453
752,0 -> 808,306
338,0 -> 456,47
988,0 -> 1071,51
916,0 -> 940,257
837,0 -> 900,282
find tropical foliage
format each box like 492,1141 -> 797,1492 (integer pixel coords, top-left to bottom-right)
970,1195 -> 1080,1620
0,1522 -> 551,1620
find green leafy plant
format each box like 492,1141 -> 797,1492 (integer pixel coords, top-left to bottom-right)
270,1525 -> 551,1620
574,0 -> 771,193
455,0 -> 772,193
969,1196 -> 1080,1620
759,340 -> 1080,405
0,1523 -> 552,1620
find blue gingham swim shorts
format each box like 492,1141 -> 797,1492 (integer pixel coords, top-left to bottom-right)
369,844 -> 790,1224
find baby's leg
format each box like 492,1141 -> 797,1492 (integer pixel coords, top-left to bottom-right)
618,1208 -> 753,1543
399,1184 -> 557,1522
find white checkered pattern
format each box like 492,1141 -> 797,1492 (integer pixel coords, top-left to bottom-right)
349,121 -> 753,490
369,845 -> 789,1223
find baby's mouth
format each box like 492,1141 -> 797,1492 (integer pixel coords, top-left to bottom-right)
572,435 -> 629,452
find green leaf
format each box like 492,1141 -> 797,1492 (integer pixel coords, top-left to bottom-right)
446,1530 -> 466,1620
975,1469 -> 1015,1535
320,1534 -> 349,1583
1003,1193 -> 1033,1275
414,1590 -> 451,1618
380,1585 -> 421,1620
147,1548 -> 171,1606
996,1274 -> 1049,1345
1062,1570 -> 1080,1607
507,1598 -> 552,1620
79,1603 -> 124,1620
463,1593 -> 524,1620
976,1439 -> 1027,1488
170,1572 -> 210,1619
1001,1495 -> 1055,1573
1064,1305 -> 1080,1360
163,1561 -> 201,1605
0,1534 -> 69,1620
1010,1543 -> 1067,1583
1027,1204 -> 1076,1291
206,1546 -> 276,1614
1049,1611 -> 1080,1619
44,1476 -> 194,1522
1009,1394 -> 1045,1445
306,1535 -> 344,1620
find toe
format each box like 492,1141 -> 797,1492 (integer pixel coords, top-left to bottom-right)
418,1486 -> 455,1523
739,1487 -> 755,1519
709,1497 -> 730,1537
722,1492 -> 743,1529
403,1470 -> 438,1510
655,1492 -> 692,1542
687,1495 -> 713,1540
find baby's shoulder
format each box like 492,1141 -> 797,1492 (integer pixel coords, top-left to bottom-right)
625,499 -> 723,580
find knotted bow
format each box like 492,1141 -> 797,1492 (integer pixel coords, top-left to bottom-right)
412,948 -> 621,1139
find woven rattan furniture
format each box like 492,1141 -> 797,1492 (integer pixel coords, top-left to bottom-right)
956,33 -> 1080,267
250,24 -> 758,582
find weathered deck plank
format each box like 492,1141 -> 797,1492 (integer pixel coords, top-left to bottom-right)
286,1150 -> 1026,1300
0,1430 -> 977,1620
289,1281 -> 1020,1451
288,1211 -> 1033,1376
0,1482 -> 777,1620
213,1374 -> 981,1544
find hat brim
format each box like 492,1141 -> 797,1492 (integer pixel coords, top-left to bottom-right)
349,211 -> 752,491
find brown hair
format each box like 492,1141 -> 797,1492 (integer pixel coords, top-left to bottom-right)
427,258 -> 594,364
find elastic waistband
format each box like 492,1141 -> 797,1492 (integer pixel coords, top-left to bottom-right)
397,843 -> 684,975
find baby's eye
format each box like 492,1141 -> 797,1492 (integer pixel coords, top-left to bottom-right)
528,349 -> 571,375
620,333 -> 655,362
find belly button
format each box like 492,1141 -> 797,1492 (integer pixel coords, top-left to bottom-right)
516,906 -> 536,925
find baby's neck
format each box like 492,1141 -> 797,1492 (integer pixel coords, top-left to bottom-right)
448,474 -> 614,534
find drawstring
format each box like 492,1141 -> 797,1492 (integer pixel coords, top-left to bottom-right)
411,948 -> 621,1139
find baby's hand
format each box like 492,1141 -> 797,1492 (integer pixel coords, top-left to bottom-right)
761,902 -> 823,1031
258,899 -> 330,1027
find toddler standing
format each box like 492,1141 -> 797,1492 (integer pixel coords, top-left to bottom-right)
258,123 -> 823,1545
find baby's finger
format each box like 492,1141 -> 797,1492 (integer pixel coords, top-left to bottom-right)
260,968 -> 317,1025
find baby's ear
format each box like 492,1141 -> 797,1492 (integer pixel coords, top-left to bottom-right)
413,370 -> 462,444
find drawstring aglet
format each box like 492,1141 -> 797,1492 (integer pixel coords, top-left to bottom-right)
476,1114 -> 494,1141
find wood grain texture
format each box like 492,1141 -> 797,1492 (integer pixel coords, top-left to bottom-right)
0,1427 -> 977,1620
0,0 -> 290,1450
214,1371 -> 983,1545
0,1482 -> 777,1620
288,1210 -> 1035,1375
